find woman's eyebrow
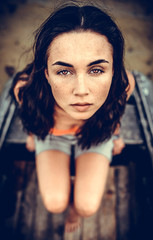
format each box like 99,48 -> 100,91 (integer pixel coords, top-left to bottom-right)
87,59 -> 109,66
52,59 -> 109,67
52,61 -> 73,67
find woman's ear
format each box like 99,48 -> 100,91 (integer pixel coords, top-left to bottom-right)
126,70 -> 135,100
14,80 -> 26,103
112,68 -> 114,77
44,68 -> 49,81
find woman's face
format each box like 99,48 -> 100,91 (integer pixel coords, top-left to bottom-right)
45,30 -> 113,121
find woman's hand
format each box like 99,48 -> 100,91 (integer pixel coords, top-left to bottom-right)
112,123 -> 125,156
26,135 -> 35,152
112,137 -> 125,156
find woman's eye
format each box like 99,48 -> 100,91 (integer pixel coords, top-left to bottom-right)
57,70 -> 70,75
90,69 -> 104,74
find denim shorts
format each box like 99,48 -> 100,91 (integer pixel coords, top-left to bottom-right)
34,134 -> 114,162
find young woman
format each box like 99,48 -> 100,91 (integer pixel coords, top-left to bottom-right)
13,3 -> 135,232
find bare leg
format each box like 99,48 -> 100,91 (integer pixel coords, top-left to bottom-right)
64,179 -> 81,233
65,202 -> 82,233
65,153 -> 110,233
74,153 -> 110,217
36,150 -> 71,213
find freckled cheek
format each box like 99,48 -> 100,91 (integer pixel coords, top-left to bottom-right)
95,82 -> 112,102
50,83 -> 69,103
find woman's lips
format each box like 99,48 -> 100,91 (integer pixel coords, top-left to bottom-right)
71,103 -> 92,112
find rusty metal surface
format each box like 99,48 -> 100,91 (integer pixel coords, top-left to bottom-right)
121,102 -> 144,144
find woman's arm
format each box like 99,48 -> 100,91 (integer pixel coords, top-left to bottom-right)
13,74 -> 35,152
113,71 -> 135,156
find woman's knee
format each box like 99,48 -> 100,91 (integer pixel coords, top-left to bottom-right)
74,196 -> 100,217
42,192 -> 69,213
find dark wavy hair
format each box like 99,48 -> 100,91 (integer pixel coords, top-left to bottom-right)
14,3 -> 129,149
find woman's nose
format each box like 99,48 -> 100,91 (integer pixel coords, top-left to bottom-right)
73,75 -> 90,96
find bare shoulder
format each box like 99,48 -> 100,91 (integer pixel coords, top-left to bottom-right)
14,73 -> 29,103
126,70 -> 135,100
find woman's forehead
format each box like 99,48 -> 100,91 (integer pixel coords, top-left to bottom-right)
47,31 -> 113,64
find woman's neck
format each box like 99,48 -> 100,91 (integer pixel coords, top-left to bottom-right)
53,104 -> 84,130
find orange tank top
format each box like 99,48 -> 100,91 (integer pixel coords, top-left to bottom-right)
49,126 -> 79,136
